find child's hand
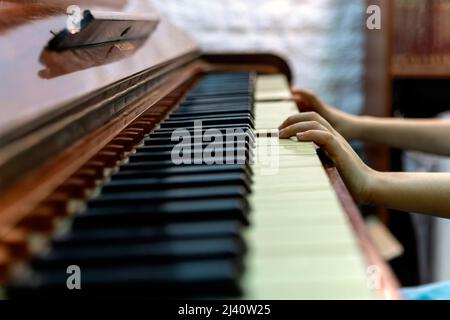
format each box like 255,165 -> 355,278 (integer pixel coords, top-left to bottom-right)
279,111 -> 375,204
291,88 -> 359,140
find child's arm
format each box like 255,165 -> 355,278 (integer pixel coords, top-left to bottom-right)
279,112 -> 450,218
290,89 -> 450,156
369,171 -> 450,218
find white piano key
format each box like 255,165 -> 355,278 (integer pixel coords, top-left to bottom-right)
255,75 -> 292,102
248,213 -> 348,227
255,101 -> 299,130
246,240 -> 363,258
244,281 -> 374,300
245,255 -> 367,279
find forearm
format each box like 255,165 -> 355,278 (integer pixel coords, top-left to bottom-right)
366,172 -> 450,218
349,116 -> 450,156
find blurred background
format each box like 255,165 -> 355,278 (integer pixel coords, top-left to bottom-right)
152,0 -> 365,116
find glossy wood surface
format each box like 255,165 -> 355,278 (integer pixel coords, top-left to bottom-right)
0,62 -> 204,243
0,0 -> 199,142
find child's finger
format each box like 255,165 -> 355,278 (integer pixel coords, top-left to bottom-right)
293,89 -> 322,107
279,121 -> 328,139
278,112 -> 334,132
291,88 -> 302,95
297,130 -> 340,159
294,96 -> 314,112
293,93 -> 314,109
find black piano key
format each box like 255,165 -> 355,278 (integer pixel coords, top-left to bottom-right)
156,122 -> 253,129
8,259 -> 243,298
176,105 -> 251,113
186,90 -> 251,99
198,74 -> 250,83
73,198 -> 250,228
128,154 -> 249,165
197,78 -> 249,84
190,82 -> 251,90
175,97 -> 250,105
149,126 -> 254,139
152,129 -> 255,143
176,100 -> 251,107
195,77 -> 250,83
191,80 -> 250,86
170,108 -> 251,117
170,104 -> 254,114
144,131 -> 254,143
145,130 -> 254,142
123,158 -> 250,168
193,77 -> 250,85
189,87 -> 250,94
173,108 -> 253,117
141,137 -> 185,145
53,221 -> 244,247
179,99 -> 251,108
198,75 -> 250,81
163,122 -> 255,131
112,164 -> 251,179
118,161 -> 253,175
32,237 -> 246,268
128,147 -> 250,162
100,173 -> 251,193
192,82 -> 250,90
136,141 -> 251,153
185,91 -> 251,97
183,98 -> 250,106
185,91 -> 250,99
160,115 -> 254,128
148,125 -> 255,142
88,186 -> 249,207
192,80 -> 250,87
166,112 -> 253,121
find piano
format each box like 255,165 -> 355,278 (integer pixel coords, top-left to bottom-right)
0,0 -> 400,299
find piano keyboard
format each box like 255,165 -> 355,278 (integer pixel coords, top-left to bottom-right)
5,72 -> 374,299
244,75 -> 374,299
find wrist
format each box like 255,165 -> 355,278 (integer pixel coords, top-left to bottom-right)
328,109 -> 364,141
343,115 -> 366,141
359,168 -> 383,206
350,115 -> 379,141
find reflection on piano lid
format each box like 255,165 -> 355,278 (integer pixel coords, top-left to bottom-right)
47,10 -> 160,51
39,39 -> 147,78
0,0 -> 401,300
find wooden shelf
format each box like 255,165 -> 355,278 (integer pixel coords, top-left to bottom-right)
391,55 -> 450,79
392,65 -> 450,79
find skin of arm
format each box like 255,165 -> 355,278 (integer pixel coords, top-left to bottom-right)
369,171 -> 450,219
351,117 -> 450,156
291,88 -> 450,156
278,112 -> 450,218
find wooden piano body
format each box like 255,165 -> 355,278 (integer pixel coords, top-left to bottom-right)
0,0 -> 400,299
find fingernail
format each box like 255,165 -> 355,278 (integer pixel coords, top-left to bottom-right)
297,132 -> 304,140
